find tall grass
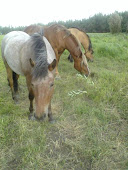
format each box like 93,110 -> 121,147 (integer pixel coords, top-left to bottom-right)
0,33 -> 128,170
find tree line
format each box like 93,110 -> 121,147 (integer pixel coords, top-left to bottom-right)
0,11 -> 128,34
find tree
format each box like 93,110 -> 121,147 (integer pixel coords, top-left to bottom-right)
108,12 -> 122,34
120,11 -> 128,32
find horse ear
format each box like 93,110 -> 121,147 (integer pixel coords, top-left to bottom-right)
29,58 -> 35,67
48,59 -> 56,71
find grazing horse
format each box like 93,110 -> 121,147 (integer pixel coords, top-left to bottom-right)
1,31 -> 56,121
68,27 -> 94,62
24,24 -> 89,78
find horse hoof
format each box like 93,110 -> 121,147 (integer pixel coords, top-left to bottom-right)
55,76 -> 61,80
14,100 -> 19,105
13,94 -> 19,104
49,119 -> 56,124
28,114 -> 36,121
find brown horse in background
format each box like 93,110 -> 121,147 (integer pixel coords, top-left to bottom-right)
68,27 -> 94,62
24,24 -> 89,78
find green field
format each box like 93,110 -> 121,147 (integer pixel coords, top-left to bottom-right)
0,33 -> 128,170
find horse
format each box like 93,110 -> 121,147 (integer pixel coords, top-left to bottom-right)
24,24 -> 89,78
68,27 -> 94,62
1,31 -> 57,121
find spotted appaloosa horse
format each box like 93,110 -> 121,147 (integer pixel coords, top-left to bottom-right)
1,31 -> 56,121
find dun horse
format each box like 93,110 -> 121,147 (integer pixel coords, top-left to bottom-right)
68,27 -> 94,62
1,31 -> 56,121
24,24 -> 89,78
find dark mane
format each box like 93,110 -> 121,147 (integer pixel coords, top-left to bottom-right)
69,27 -> 93,50
31,33 -> 48,79
86,34 -> 92,50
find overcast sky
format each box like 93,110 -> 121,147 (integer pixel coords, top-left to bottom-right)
0,0 -> 127,27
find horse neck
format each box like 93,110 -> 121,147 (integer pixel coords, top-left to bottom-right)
65,36 -> 80,58
44,27 -> 65,51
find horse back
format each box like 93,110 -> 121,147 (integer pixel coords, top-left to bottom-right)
68,28 -> 89,50
2,31 -> 30,75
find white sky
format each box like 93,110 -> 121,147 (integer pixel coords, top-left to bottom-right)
0,0 -> 127,27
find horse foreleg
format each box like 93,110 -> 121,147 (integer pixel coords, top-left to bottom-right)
26,77 -> 35,120
48,101 -> 54,123
29,91 -> 34,116
55,52 -> 62,79
28,90 -> 36,120
12,72 -> 19,103
55,51 -> 59,75
55,62 -> 60,79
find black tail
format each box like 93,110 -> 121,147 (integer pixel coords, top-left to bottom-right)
13,72 -> 18,92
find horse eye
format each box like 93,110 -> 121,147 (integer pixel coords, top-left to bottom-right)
50,83 -> 54,87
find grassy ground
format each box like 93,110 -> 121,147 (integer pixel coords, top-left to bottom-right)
0,33 -> 128,170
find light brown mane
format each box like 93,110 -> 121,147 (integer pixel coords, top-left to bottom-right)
49,24 -> 71,38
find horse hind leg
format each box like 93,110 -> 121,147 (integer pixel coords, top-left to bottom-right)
5,62 -> 19,103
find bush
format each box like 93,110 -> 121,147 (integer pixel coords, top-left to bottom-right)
109,12 -> 122,34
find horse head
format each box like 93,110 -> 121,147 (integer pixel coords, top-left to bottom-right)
30,58 -> 56,120
28,34 -> 57,121
73,52 -> 89,77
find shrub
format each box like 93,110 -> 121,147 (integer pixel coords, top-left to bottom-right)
108,12 -> 122,34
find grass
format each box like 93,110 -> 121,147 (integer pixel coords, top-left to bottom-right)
0,33 -> 128,170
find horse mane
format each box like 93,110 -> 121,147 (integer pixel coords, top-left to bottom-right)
31,33 -> 48,79
69,27 -> 93,50
51,24 -> 71,38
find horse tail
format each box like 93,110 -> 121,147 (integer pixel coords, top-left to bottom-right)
13,72 -> 18,92
68,54 -> 74,62
86,34 -> 92,50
